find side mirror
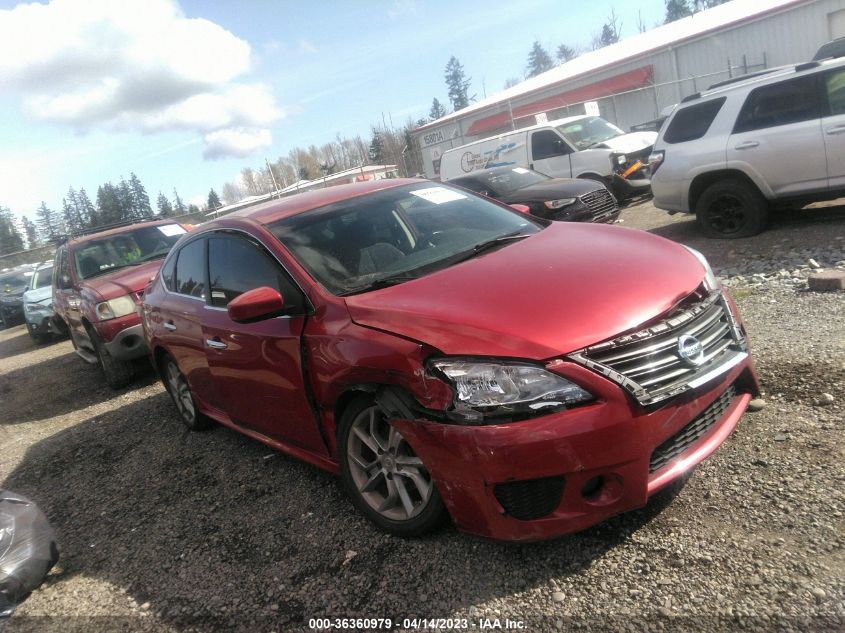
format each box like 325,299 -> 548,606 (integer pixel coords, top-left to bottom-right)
227,287 -> 285,323
509,204 -> 531,214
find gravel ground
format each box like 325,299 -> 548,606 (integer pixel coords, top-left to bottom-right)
0,200 -> 843,633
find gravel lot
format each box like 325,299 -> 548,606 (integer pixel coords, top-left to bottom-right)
1,200 -> 843,633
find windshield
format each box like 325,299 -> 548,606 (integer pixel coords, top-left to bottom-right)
557,116 -> 624,149
476,168 -> 549,195
31,266 -> 53,290
73,224 -> 187,280
269,183 -> 541,295
1,272 -> 31,289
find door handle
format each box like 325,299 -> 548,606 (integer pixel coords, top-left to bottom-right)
205,338 -> 227,350
734,141 -> 759,150
163,321 -> 176,331
825,125 -> 845,135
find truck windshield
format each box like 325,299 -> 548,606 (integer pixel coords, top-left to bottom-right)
270,183 -> 542,295
557,116 -> 624,149
73,224 -> 186,280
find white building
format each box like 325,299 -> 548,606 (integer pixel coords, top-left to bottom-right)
413,0 -> 845,178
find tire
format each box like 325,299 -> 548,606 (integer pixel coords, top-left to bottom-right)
695,179 -> 768,239
338,396 -> 446,537
89,327 -> 137,389
161,355 -> 213,431
28,326 -> 48,345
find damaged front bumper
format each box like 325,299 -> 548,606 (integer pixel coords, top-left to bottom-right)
379,358 -> 758,542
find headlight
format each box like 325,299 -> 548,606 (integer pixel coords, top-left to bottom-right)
683,246 -> 718,291
95,295 -> 136,321
430,359 -> 594,414
24,302 -> 47,312
543,198 -> 577,209
616,154 -> 627,165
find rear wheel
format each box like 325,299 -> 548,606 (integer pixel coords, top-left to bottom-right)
338,397 -> 446,536
695,179 -> 768,238
89,326 -> 136,389
161,355 -> 212,431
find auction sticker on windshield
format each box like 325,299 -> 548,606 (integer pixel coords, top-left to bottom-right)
158,224 -> 187,237
410,187 -> 467,204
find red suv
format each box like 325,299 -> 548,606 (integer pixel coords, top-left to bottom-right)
142,180 -> 759,541
53,220 -> 189,388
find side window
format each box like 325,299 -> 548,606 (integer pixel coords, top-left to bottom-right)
160,253 -> 176,291
531,130 -> 570,160
53,246 -> 68,288
173,239 -> 206,299
208,234 -> 306,314
663,98 -> 726,144
825,69 -> 845,116
734,76 -> 821,133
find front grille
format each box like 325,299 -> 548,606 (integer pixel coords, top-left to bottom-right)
569,290 -> 747,407
493,476 -> 565,521
649,384 -> 737,473
579,188 -> 619,223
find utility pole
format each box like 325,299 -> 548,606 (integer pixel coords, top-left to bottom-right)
265,158 -> 281,197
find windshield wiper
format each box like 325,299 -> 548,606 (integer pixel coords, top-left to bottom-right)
339,273 -> 421,296
452,231 -> 532,264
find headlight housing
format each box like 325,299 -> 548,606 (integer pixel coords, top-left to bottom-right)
543,198 -> 577,209
430,359 -> 594,416
94,295 -> 136,321
616,154 -> 627,165
683,246 -> 719,291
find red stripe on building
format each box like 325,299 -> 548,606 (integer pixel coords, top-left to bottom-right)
465,66 -> 654,136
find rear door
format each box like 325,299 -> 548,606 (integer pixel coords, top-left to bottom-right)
530,129 -> 574,177
201,231 -> 324,453
162,237 -> 219,411
727,75 -> 827,196
821,66 -> 845,189
53,244 -> 85,337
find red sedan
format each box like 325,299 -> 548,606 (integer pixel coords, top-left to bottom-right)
141,179 -> 759,541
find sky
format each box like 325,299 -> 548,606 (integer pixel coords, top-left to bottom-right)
0,0 -> 667,217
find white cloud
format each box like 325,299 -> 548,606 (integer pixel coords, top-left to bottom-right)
0,0 -> 283,160
203,128 -> 272,160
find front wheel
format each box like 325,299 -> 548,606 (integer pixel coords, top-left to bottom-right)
695,179 -> 768,238
338,397 -> 446,536
89,327 -> 137,389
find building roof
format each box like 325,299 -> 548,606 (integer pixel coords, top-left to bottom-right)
415,0 -> 806,133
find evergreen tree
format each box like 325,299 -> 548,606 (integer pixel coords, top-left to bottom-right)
207,189 -> 222,211
0,206 -> 24,255
429,98 -> 447,121
172,189 -> 187,215
369,129 -> 385,163
35,202 -> 62,242
556,44 -> 577,63
117,177 -> 135,220
21,216 -> 39,249
96,183 -> 123,226
62,197 -> 81,235
65,187 -> 87,229
526,41 -> 555,78
128,172 -> 152,218
187,204 -> 200,215
694,0 -> 728,10
444,56 -> 473,111
78,188 -> 97,227
157,192 -> 174,217
665,0 -> 693,22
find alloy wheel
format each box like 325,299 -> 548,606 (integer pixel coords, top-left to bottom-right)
165,360 -> 196,424
346,406 -> 433,521
708,193 -> 748,235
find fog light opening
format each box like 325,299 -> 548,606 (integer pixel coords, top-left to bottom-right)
581,476 -> 605,501
122,335 -> 140,349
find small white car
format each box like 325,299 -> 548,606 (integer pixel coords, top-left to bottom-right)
649,56 -> 845,238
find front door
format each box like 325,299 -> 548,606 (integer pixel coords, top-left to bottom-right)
530,129 -> 573,177
201,232 -> 325,454
822,67 -> 845,189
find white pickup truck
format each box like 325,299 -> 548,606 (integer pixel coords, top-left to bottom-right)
439,115 -> 656,198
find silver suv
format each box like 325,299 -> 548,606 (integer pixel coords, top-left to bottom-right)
649,56 -> 845,238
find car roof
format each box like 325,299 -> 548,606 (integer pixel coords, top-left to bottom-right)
226,178 -> 426,225
67,218 -> 185,248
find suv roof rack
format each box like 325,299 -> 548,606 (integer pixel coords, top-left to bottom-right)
707,68 -> 781,91
794,61 -> 821,72
681,92 -> 700,103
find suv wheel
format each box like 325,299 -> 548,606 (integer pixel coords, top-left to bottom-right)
88,326 -> 136,389
161,355 -> 213,431
695,179 -> 768,238
338,396 -> 446,536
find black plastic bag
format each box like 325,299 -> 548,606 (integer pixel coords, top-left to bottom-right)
0,490 -> 59,618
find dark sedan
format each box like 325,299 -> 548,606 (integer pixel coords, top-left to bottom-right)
449,166 -> 619,223
0,266 -> 35,328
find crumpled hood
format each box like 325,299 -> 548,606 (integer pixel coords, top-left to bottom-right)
344,223 -> 706,359
81,260 -> 164,301
593,131 -> 657,153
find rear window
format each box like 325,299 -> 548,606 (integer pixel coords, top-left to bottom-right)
733,76 -> 821,133
663,98 -> 726,144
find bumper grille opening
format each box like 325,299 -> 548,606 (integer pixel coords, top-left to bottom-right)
579,188 -> 619,223
494,476 -> 565,521
649,384 -> 738,474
